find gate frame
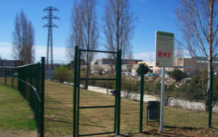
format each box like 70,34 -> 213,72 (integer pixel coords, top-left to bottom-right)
73,46 -> 122,137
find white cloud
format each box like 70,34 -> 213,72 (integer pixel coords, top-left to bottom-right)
0,42 -> 12,46
174,49 -> 190,57
133,52 -> 155,61
1,42 -> 191,62
35,46 -> 67,61
0,42 -> 13,59
0,42 -> 67,61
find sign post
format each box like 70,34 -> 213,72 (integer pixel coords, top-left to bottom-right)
155,31 -> 174,132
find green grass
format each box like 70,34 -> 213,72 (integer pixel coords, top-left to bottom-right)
0,84 -> 36,130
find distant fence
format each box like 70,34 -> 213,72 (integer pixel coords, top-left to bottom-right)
0,57 -> 45,137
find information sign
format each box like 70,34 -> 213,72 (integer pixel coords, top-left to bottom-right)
155,31 -> 174,67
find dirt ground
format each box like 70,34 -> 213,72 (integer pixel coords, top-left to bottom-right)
1,127 -> 218,137
0,129 -> 37,137
128,127 -> 218,137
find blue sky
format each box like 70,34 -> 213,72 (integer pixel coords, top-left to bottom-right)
0,0 -> 181,62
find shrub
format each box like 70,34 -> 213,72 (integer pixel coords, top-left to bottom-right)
167,71 -> 172,75
171,69 -> 185,82
89,74 -> 115,89
54,66 -> 73,82
155,82 -> 161,91
136,64 -> 150,75
190,75 -> 200,87
213,74 -> 218,91
98,68 -> 104,76
167,84 -> 175,91
199,68 -> 208,87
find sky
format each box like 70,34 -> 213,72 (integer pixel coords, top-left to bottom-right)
0,0 -> 181,62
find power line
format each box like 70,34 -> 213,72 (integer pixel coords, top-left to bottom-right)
42,6 -> 59,69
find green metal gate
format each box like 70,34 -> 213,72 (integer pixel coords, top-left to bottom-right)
73,46 -> 122,136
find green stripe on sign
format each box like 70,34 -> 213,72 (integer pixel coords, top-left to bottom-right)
157,31 -> 174,37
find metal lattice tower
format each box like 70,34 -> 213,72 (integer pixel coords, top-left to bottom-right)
42,6 -> 59,69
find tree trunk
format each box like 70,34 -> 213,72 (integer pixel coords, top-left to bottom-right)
206,0 -> 214,112
205,95 -> 209,112
116,0 -> 119,51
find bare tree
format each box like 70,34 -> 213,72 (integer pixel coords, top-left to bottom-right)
66,0 -> 83,61
67,0 -> 99,89
12,10 -> 35,64
102,0 -> 137,60
81,0 -> 99,89
174,42 -> 184,69
174,0 -> 218,111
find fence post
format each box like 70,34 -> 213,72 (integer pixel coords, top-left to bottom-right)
73,46 -> 78,137
11,68 -> 13,88
139,64 -> 144,132
76,49 -> 81,136
208,71 -> 213,128
4,67 -> 6,86
115,49 -> 122,135
18,67 -> 20,91
40,57 -> 45,137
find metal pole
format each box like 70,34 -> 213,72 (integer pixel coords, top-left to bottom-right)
5,67 -> 6,86
76,49 -> 81,136
116,49 -> 122,135
35,63 -> 40,137
40,57 -> 45,137
12,68 -> 14,88
159,67 -> 165,132
114,53 -> 118,133
139,64 -> 144,132
73,46 -> 78,137
208,71 -> 213,128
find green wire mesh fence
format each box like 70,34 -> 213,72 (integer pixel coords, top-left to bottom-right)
44,60 -> 73,137
18,62 -> 43,137
1,57 -> 218,136
0,58 -> 45,137
74,49 -> 120,136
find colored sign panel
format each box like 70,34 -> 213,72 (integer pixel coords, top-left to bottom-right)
155,31 -> 174,67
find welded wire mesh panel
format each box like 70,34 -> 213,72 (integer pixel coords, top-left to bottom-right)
162,76 -> 208,128
0,67 -> 18,86
79,108 -> 115,135
140,74 -> 215,131
0,77 -> 3,85
120,73 -> 141,134
78,50 -> 117,135
79,85 -> 115,107
0,67 -> 6,85
212,90 -> 218,127
44,60 -> 73,137
79,50 -> 117,79
0,63 -> 43,137
120,95 -> 140,133
0,63 -> 44,136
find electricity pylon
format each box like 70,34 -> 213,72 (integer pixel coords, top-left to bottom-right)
42,6 -> 59,69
